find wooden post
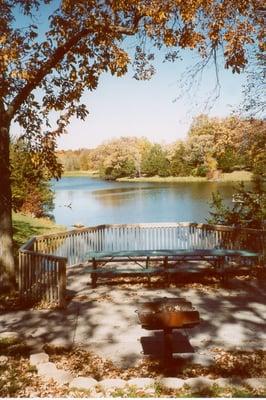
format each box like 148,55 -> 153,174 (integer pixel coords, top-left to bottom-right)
146,256 -> 150,286
58,259 -> 66,307
146,256 -> 149,269
91,257 -> 97,288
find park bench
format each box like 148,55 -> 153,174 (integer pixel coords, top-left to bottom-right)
84,248 -> 259,287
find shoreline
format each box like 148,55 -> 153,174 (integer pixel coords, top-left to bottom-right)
62,170 -> 99,177
117,171 -> 252,183
62,170 -> 252,182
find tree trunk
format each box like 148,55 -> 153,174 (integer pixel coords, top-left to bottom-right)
0,114 -> 16,291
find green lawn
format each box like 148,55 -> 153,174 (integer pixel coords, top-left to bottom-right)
61,170 -> 252,182
62,170 -> 99,177
12,212 -> 65,254
117,171 -> 252,183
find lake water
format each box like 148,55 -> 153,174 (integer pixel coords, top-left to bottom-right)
51,177 -> 241,228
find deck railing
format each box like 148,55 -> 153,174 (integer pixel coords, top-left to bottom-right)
19,237 -> 67,306
18,222 -> 265,305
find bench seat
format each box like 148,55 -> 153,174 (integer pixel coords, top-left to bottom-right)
84,248 -> 259,287
84,266 -> 164,275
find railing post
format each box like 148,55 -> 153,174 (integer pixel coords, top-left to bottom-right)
18,250 -> 24,302
58,259 -> 66,307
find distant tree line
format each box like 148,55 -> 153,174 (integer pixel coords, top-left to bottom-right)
57,115 -> 266,180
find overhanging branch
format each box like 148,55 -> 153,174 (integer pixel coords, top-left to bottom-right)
8,18 -> 142,119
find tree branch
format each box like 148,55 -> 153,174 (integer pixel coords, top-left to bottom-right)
8,18 -> 141,119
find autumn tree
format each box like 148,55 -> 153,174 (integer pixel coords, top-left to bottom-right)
208,181 -> 266,229
186,114 -> 260,174
98,137 -> 140,179
0,0 -> 264,289
10,140 -> 54,217
169,141 -> 191,176
141,144 -> 170,176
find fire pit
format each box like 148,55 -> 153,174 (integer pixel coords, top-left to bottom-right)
136,297 -> 200,363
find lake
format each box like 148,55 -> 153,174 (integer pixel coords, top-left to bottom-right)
51,176 -> 241,228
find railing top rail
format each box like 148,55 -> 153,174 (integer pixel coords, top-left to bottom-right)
19,221 -> 264,269
33,226 -> 98,240
19,248 -> 67,261
33,222 -> 265,243
19,236 -> 36,251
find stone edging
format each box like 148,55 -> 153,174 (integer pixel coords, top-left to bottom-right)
29,352 -> 266,395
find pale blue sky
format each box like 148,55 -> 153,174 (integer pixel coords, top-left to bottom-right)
56,54 -> 245,149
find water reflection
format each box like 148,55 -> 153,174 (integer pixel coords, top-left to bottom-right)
51,177 -> 240,228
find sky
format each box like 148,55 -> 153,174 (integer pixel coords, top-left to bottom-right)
11,1 -> 247,151
55,54 -> 245,150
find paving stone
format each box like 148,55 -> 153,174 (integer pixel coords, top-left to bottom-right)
30,352 -> 49,366
99,378 -> 127,391
145,387 -> 156,396
37,363 -> 73,385
127,377 -> 155,388
213,377 -> 246,390
69,377 -> 98,390
52,369 -> 74,385
0,331 -> 20,341
245,378 -> 266,390
37,362 -> 57,379
159,377 -> 185,390
213,378 -> 232,387
185,377 -> 212,390
0,355 -> 8,365
227,377 -> 245,389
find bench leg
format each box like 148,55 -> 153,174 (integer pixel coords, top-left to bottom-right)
218,257 -> 227,284
146,257 -> 151,286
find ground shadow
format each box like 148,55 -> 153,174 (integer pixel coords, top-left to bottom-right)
1,263 -> 265,377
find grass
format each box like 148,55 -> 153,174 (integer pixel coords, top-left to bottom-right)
93,383 -> 263,398
12,212 -> 65,254
62,170 -> 99,177
117,170 -> 252,183
220,171 -> 253,181
61,169 -> 252,182
118,175 -> 207,182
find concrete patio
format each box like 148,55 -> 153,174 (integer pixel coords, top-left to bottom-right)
0,263 -> 265,368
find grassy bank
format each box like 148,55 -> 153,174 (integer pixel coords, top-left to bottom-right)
117,171 -> 253,183
62,170 -> 99,177
12,212 -> 65,253
61,170 -> 252,182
